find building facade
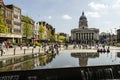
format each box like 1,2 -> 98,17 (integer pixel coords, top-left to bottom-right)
71,12 -> 99,44
0,0 -> 22,43
21,15 -> 35,43
37,21 -> 55,41
6,5 -> 22,43
58,32 -> 69,42
117,29 -> 120,43
6,5 -> 21,34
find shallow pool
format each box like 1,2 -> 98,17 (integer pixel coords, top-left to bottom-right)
0,52 -> 120,72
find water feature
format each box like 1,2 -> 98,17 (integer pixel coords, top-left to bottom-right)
0,52 -> 120,72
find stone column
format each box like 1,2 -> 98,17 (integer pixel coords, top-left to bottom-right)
78,33 -> 79,40
75,33 -> 77,40
89,33 -> 91,40
88,33 -> 89,40
85,33 -> 87,40
90,33 -> 92,40
80,33 -> 81,40
81,33 -> 83,40
73,33 -> 75,40
92,33 -> 94,40
84,33 -> 85,40
83,33 -> 84,40
87,33 -> 88,40
74,33 -> 76,40
71,33 -> 73,40
79,33 -> 80,40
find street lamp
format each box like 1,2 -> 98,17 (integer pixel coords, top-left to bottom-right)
114,28 -> 117,43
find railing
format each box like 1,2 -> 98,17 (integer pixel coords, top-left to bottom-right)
0,65 -> 120,80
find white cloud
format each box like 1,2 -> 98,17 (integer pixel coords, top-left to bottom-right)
44,16 -> 52,19
112,0 -> 120,9
86,12 -> 101,18
47,16 -> 52,19
62,14 -> 72,20
88,2 -> 106,10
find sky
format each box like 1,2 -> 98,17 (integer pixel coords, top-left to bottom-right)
4,0 -> 120,35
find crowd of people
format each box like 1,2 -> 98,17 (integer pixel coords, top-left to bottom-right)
64,43 -> 110,52
41,43 -> 60,54
0,41 -> 111,56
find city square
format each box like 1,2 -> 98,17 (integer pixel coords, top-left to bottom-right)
0,0 -> 120,80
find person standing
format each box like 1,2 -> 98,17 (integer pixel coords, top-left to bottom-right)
1,42 -> 5,55
20,43 -> 22,50
5,41 -> 9,50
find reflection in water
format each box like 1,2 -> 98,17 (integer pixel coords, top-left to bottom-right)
117,52 -> 120,57
0,53 -> 56,72
0,52 -> 120,72
71,52 -> 120,67
71,53 -> 99,67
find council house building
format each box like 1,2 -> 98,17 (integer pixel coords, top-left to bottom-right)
71,12 -> 99,44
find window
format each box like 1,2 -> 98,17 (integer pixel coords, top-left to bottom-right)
14,28 -> 21,33
6,11 -> 11,17
6,19 -> 12,24
14,21 -> 21,26
14,14 -> 18,19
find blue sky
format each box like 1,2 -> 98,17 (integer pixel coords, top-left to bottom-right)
4,0 -> 120,35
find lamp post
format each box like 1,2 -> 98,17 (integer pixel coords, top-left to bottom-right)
114,28 -> 117,43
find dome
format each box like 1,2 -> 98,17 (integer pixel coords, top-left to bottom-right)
80,12 -> 87,20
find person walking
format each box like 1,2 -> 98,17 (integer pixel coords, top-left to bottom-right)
5,41 -> 9,50
1,42 -> 5,55
20,43 -> 22,50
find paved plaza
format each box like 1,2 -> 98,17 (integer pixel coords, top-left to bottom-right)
0,45 -> 120,60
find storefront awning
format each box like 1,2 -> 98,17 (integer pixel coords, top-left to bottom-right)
34,37 -> 39,40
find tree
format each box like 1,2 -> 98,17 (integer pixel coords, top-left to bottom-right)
23,16 -> 31,42
50,28 -> 56,42
55,33 -> 59,41
0,10 -> 8,33
58,35 -> 66,42
38,23 -> 45,40
47,29 -> 51,40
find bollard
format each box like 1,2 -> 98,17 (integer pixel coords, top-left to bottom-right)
32,48 -> 34,54
24,49 -> 26,54
39,48 -> 40,53
14,48 -> 16,55
1,50 -> 3,56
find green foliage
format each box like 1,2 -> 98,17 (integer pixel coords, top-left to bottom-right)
34,41 -> 41,46
0,10 -> 8,33
55,34 -> 59,41
23,16 -> 31,39
58,35 -> 66,42
38,23 -> 45,39
114,43 -> 120,47
47,29 -> 51,40
0,25 -> 8,33
49,33 -> 56,42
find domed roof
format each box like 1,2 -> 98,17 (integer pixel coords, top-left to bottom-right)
80,12 -> 87,20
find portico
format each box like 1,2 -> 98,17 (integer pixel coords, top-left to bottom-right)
71,12 -> 99,44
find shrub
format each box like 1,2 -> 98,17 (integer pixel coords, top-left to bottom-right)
115,43 -> 120,47
34,41 -> 41,46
